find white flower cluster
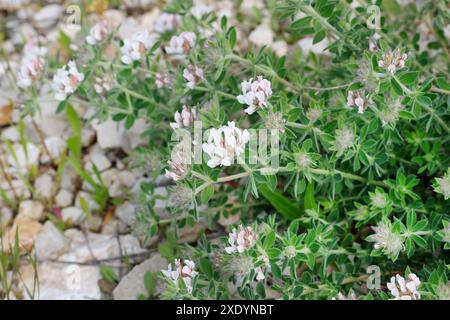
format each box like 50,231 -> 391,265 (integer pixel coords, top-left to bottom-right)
202,121 -> 250,168
154,13 -> 181,33
165,32 -> 196,56
170,105 -> 197,129
347,90 -> 369,114
183,65 -> 204,89
165,142 -> 190,181
86,21 -> 109,45
237,76 -> 272,115
52,61 -> 84,101
120,31 -> 156,65
434,169 -> 450,200
367,221 -> 404,259
387,274 -> 421,300
378,48 -> 407,75
17,36 -> 47,89
225,225 -> 257,254
162,259 -> 198,293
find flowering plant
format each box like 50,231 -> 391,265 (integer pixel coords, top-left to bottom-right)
2,0 -> 449,300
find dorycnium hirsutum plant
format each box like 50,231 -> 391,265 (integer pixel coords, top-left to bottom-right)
12,0 -> 450,300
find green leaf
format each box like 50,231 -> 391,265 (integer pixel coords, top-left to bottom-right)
200,185 -> 214,203
258,184 -> 302,220
144,272 -> 157,298
406,237 -> 415,257
263,231 -> 276,250
199,257 -> 214,279
411,234 -> 427,248
313,29 -> 326,44
391,77 -> 403,95
397,71 -> 420,86
256,282 -> 266,298
227,27 -> 237,49
100,265 -> 118,283
304,181 -> 316,210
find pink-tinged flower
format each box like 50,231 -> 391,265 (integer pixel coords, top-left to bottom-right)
387,274 -> 421,300
23,35 -> 48,58
202,121 -> 250,168
332,290 -> 357,300
237,76 -> 272,114
255,267 -> 265,281
378,48 -> 407,75
86,20 -> 109,45
183,65 -> 204,89
120,31 -> 157,64
165,141 -> 190,181
161,259 -> 198,293
17,35 -> 47,89
154,13 -> 181,33
17,56 -> 45,88
94,75 -> 113,95
52,61 -> 84,101
165,32 -> 196,56
170,105 -> 197,129
155,72 -> 172,89
225,225 -> 257,254
347,90 -> 369,114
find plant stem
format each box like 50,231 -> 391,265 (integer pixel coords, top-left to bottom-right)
118,85 -> 153,103
194,171 -> 250,195
393,75 -> 450,134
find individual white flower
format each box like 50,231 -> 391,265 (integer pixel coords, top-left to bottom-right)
165,32 -> 196,56
434,169 -> 450,200
387,274 -> 421,300
255,267 -> 265,281
120,31 -> 157,64
190,4 -> 213,19
155,72 -> 172,89
52,61 -> 84,101
367,220 -> 404,260
183,65 -> 204,89
94,75 -> 113,95
347,90 -> 369,114
154,13 -> 181,33
17,56 -> 45,88
202,121 -> 250,168
237,76 -> 272,114
165,142 -> 191,181
170,105 -> 197,129
225,225 -> 257,254
378,48 -> 408,75
86,21 -> 108,45
162,259 -> 198,293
